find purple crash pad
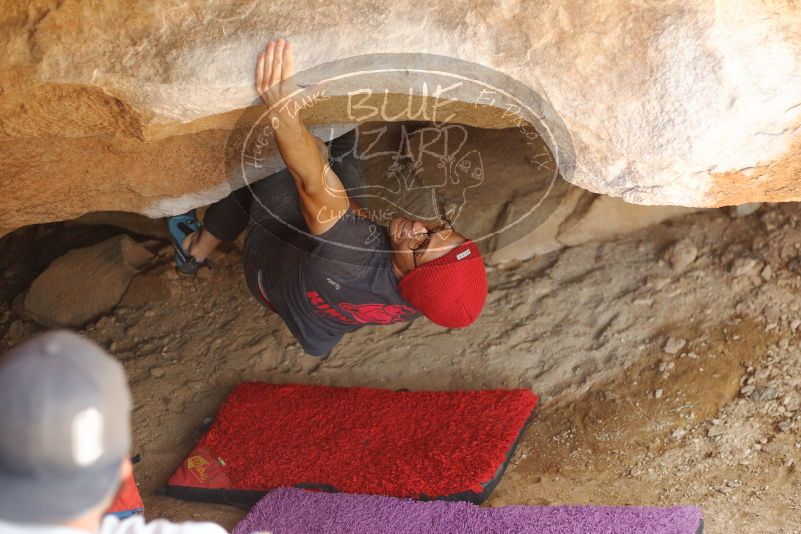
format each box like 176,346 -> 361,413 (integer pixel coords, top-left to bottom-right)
233,487 -> 703,534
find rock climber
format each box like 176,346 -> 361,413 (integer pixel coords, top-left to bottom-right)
0,330 -> 227,534
167,39 -> 487,357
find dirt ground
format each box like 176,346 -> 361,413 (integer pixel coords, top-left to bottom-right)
3,203 -> 801,533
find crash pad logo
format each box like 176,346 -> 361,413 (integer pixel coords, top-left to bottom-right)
186,454 -> 210,483
226,53 -> 575,264
167,447 -> 231,489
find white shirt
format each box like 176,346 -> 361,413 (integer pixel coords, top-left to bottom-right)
0,516 -> 228,534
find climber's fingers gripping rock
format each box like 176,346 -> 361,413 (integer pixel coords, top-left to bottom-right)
256,38 -> 299,115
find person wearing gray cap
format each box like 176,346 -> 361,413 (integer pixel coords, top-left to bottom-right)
0,331 -> 228,534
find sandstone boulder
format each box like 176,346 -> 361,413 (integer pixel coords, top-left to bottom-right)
556,195 -> 699,248
119,269 -> 173,308
488,189 -> 700,264
1,1 -> 800,237
23,235 -> 155,327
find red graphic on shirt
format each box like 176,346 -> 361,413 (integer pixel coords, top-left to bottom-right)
306,291 -> 358,325
340,303 -> 417,325
305,292 -> 416,326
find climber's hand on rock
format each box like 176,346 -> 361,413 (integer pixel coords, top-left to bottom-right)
256,38 -> 299,119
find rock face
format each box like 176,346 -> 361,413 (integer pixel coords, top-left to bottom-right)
488,188 -> 699,265
23,235 -> 154,327
1,1 -> 800,236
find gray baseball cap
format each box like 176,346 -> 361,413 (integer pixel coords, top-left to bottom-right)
0,330 -> 132,523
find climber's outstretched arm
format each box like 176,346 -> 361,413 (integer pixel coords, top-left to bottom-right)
256,39 -> 350,235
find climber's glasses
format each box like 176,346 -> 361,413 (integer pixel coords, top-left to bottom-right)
410,219 -> 455,267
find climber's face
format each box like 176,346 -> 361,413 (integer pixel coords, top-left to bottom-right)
388,216 -> 466,277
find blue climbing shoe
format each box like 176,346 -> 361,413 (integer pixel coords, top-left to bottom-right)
167,210 -> 213,275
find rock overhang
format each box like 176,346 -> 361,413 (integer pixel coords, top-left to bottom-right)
1,0 -> 800,236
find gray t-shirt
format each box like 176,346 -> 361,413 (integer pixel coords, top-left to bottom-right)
246,208 -> 420,356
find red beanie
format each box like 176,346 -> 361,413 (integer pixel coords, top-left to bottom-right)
399,240 -> 487,328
